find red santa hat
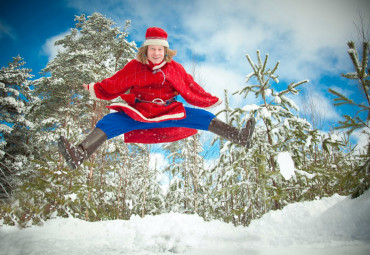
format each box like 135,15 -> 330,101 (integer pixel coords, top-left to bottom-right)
143,27 -> 169,48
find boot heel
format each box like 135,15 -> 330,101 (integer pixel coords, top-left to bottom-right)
58,136 -> 85,170
58,128 -> 107,170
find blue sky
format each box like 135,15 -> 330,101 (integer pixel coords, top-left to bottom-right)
1,0 -> 369,152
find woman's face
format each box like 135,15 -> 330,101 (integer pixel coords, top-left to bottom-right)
147,45 -> 165,64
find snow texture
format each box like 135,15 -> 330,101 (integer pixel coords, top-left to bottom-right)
1,191 -> 369,255
277,151 -> 296,180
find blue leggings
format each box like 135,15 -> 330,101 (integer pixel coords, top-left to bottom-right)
96,107 -> 216,139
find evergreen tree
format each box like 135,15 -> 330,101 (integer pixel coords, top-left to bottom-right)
112,144 -> 164,218
28,12 -> 135,221
33,12 -> 136,131
329,41 -> 370,198
209,90 -> 253,225
0,56 -> 35,199
163,133 -> 206,215
209,49 -> 365,227
0,13 -> 137,226
211,51 -> 314,226
235,50 -> 310,207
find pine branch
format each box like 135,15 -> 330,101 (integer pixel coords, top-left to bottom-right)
342,41 -> 370,107
335,115 -> 367,135
360,42 -> 370,106
360,41 -> 369,78
245,54 -> 257,74
269,62 -> 280,83
347,41 -> 362,75
257,50 -> 262,68
329,88 -> 355,106
278,80 -> 308,97
261,54 -> 268,74
329,89 -> 370,113
0,181 -> 11,198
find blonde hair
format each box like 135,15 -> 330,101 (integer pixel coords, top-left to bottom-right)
136,45 -> 177,64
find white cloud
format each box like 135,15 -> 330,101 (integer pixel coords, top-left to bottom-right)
351,127 -> 370,154
65,0 -> 369,82
177,0 -> 366,81
184,62 -> 245,98
0,20 -> 16,40
63,0 -> 369,135
329,84 -> 358,99
296,85 -> 341,124
42,31 -> 69,61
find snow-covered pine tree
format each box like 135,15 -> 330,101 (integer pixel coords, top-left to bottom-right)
109,139 -> 131,219
231,50 -> 311,212
163,133 -> 206,215
185,133 -> 209,216
311,129 -> 357,198
0,56 -> 35,199
329,41 -> 370,198
122,144 -> 164,217
4,13 -> 137,225
163,140 -> 188,213
209,89 -> 255,226
33,12 -> 136,136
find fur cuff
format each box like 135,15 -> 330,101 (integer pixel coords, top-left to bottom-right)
204,97 -> 223,110
88,83 -> 97,99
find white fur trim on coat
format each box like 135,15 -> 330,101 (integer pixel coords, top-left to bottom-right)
108,102 -> 185,122
89,83 -> 97,99
143,39 -> 169,48
152,61 -> 167,70
204,97 -> 223,110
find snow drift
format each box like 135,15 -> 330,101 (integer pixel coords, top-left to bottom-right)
1,191 -> 369,255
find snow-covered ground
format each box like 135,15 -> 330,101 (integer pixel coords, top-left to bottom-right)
1,191 -> 369,255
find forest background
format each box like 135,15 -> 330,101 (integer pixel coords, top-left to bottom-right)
0,6 -> 369,227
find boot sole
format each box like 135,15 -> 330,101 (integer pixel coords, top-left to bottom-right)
58,136 -> 78,170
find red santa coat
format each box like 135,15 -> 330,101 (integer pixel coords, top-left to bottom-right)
89,59 -> 222,143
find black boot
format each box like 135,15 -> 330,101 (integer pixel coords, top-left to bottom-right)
208,117 -> 256,148
58,128 -> 107,170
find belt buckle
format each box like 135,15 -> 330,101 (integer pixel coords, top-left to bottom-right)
152,98 -> 166,105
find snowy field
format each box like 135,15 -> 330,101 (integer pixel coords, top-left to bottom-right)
1,191 -> 369,255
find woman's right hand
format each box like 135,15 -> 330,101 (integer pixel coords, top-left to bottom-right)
83,83 -> 89,90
